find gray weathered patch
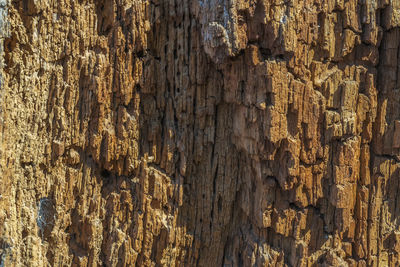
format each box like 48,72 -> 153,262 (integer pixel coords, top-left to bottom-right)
194,0 -> 240,63
37,198 -> 56,240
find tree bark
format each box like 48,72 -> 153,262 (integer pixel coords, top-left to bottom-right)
0,0 -> 400,266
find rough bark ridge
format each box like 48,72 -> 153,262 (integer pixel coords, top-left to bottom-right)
0,0 -> 400,266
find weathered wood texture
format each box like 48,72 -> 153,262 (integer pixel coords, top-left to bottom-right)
1,0 -> 400,266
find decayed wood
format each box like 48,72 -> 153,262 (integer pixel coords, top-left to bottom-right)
0,0 -> 400,266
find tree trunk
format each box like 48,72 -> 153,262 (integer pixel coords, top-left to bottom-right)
0,0 -> 399,266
